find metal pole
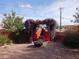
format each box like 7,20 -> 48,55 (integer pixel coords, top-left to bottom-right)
60,7 -> 62,31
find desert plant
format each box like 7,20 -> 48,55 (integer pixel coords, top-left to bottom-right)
2,11 -> 25,43
73,8 -> 79,23
2,11 -> 24,32
63,32 -> 79,48
9,29 -> 31,44
0,36 -> 11,46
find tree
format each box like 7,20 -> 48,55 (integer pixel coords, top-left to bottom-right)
73,8 -> 79,24
2,11 -> 24,32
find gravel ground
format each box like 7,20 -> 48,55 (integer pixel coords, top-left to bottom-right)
0,42 -> 79,59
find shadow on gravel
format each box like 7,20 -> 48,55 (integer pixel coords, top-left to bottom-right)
27,45 -> 35,48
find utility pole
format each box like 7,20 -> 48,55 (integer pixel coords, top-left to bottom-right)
59,7 -> 63,31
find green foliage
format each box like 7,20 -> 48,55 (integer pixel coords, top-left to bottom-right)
2,11 -> 24,32
10,30 -> 31,44
14,16 -> 24,30
0,36 -> 11,45
73,8 -> 79,23
63,32 -> 79,48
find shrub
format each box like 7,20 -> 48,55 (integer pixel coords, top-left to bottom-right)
3,11 -> 24,32
63,32 -> 79,48
0,36 -> 11,46
10,29 -> 32,44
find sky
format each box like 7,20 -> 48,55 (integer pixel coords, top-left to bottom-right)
0,0 -> 79,25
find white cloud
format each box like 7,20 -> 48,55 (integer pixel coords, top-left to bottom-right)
0,14 -> 3,23
34,0 -> 79,25
0,14 -> 3,17
17,0 -> 79,25
19,4 -> 32,9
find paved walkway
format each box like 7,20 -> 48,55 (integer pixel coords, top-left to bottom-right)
0,42 -> 79,59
